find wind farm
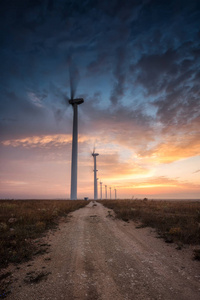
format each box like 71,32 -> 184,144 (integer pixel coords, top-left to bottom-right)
1,1 -> 200,299
1,0 -> 199,201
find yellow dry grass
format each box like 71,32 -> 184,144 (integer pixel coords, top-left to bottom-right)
100,199 -> 200,246
0,200 -> 88,267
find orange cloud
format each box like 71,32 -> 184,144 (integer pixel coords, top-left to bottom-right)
94,153 -> 149,180
1,134 -> 89,149
1,180 -> 28,186
115,176 -> 200,191
138,132 -> 200,163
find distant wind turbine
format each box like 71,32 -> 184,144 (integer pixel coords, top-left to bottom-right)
92,148 -> 99,200
114,188 -> 117,200
110,187 -> 111,199
105,185 -> 107,200
100,181 -> 102,200
68,60 -> 84,200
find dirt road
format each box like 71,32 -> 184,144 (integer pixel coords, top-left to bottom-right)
5,201 -> 200,299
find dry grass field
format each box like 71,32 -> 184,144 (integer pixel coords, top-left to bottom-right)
1,200 -> 200,299
0,200 -> 88,268
100,199 -> 200,257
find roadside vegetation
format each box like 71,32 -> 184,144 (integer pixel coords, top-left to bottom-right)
100,199 -> 200,255
0,200 -> 88,268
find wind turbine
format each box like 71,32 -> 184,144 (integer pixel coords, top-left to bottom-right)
109,187 -> 112,199
100,181 -> 102,200
68,61 -> 84,200
114,188 -> 117,200
105,185 -> 107,200
92,148 -> 99,200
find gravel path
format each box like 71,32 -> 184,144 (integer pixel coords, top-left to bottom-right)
4,201 -> 200,300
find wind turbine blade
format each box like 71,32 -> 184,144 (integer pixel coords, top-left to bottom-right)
69,67 -> 75,100
64,95 -> 70,106
93,142 -> 96,154
59,88 -> 70,107
68,56 -> 80,100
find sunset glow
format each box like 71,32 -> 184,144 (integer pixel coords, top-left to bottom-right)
0,1 -> 200,199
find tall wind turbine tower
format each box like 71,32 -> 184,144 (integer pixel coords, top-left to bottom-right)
97,178 -> 99,199
114,188 -> 117,200
100,181 -> 102,200
68,64 -> 84,200
92,149 -> 99,200
110,187 -> 112,199
105,185 -> 107,200
69,97 -> 84,199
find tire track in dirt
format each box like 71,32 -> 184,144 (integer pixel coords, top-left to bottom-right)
4,201 -> 200,300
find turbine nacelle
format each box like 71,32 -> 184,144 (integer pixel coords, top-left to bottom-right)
69,98 -> 84,105
92,153 -> 99,157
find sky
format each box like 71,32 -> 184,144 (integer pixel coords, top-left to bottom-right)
0,0 -> 200,199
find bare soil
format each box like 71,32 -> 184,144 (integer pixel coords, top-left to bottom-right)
1,201 -> 200,300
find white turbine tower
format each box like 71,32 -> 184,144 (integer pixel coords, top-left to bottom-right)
92,149 -> 99,200
68,62 -> 84,200
110,187 -> 112,199
105,185 -> 107,200
97,178 -> 99,200
100,181 -> 102,200
114,188 -> 117,200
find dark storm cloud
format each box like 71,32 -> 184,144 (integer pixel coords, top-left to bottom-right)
87,53 -> 110,75
134,33 -> 200,134
0,88 -> 45,140
0,0 -> 146,131
0,0 -> 200,153
135,49 -> 179,96
110,47 -> 127,104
